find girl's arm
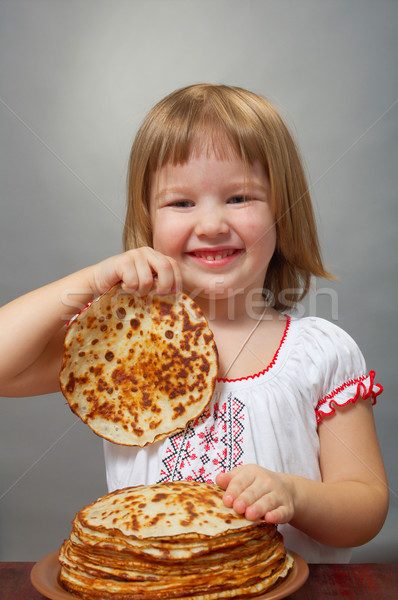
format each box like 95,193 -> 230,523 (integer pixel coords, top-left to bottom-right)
0,248 -> 181,398
216,399 -> 389,548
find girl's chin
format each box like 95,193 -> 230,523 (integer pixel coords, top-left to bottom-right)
182,281 -> 245,302
182,276 -> 227,295
181,273 -> 266,300
189,289 -> 231,302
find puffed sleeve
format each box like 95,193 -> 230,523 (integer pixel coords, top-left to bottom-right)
301,318 -> 383,423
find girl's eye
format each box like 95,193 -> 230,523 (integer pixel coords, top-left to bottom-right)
168,200 -> 193,208
228,196 -> 246,204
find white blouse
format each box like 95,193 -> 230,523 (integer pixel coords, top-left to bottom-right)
103,316 -> 382,563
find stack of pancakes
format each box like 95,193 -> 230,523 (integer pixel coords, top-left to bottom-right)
59,480 -> 293,599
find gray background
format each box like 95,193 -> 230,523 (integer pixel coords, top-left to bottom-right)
1,0 -> 397,562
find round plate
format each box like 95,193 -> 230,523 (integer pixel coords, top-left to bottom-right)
31,549 -> 309,600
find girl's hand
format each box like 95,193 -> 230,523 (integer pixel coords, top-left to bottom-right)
89,247 -> 182,297
215,464 -> 295,524
0,247 -> 182,397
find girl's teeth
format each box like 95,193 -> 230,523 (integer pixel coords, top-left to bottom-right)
196,250 -> 235,260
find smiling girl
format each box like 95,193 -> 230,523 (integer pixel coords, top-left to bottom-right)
0,84 -> 388,562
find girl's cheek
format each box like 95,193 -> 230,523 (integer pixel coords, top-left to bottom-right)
153,219 -> 187,255
152,229 -> 177,256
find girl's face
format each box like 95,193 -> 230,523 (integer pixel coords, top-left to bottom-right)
149,148 -> 276,302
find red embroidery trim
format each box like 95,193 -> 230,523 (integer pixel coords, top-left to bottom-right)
315,370 -> 383,424
217,315 -> 291,383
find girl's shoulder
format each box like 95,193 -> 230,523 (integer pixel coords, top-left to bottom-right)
286,316 -> 383,419
289,315 -> 363,351
287,315 -> 366,375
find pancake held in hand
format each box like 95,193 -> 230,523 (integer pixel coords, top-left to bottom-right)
59,481 -> 294,600
59,285 -> 218,446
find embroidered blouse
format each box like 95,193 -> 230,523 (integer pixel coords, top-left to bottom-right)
103,316 -> 382,564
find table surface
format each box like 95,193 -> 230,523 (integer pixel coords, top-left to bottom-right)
0,561 -> 397,600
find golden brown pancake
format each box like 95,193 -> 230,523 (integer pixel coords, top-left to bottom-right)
60,285 -> 218,446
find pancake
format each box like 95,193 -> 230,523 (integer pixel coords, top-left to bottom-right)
59,481 -> 293,599
60,285 -> 218,446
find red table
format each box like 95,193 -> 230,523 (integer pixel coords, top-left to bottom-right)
0,561 -> 397,599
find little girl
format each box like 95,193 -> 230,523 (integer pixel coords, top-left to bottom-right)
0,84 -> 388,563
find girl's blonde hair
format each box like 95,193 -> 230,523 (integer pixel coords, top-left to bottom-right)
124,83 -> 332,311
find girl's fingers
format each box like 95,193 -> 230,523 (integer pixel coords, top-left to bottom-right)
118,262 -> 141,293
124,248 -> 180,296
216,466 -> 294,523
218,466 -> 260,512
232,481 -> 271,515
244,493 -> 281,522
215,471 -> 232,489
110,248 -> 181,297
170,259 -> 183,293
215,472 -> 234,508
231,488 -> 291,523
264,507 -> 287,524
222,466 -> 260,502
131,251 -> 160,296
151,255 -> 182,295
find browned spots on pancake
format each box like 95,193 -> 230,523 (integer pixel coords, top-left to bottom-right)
140,392 -> 152,409
89,366 -> 102,377
65,372 -> 75,393
157,301 -> 178,321
84,315 -> 97,329
111,367 -> 135,386
116,307 -> 126,320
152,493 -> 167,502
172,402 -> 185,418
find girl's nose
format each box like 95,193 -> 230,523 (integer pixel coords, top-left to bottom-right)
195,204 -> 229,238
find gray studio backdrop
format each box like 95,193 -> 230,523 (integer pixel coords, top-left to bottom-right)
1,0 -> 397,561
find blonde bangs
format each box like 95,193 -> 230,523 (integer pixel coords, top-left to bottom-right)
144,85 -> 272,172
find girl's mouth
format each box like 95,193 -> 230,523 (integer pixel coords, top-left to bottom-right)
187,248 -> 242,264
